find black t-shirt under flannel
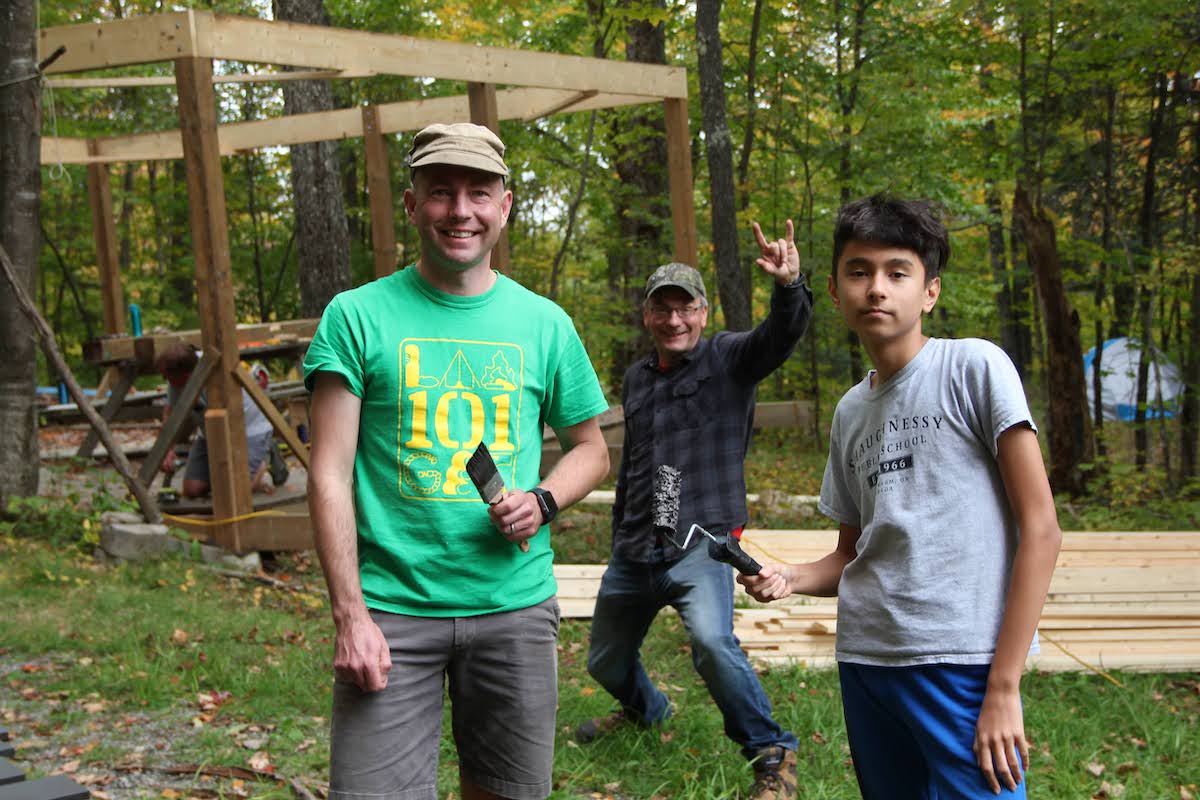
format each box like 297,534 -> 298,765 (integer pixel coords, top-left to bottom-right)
611,279 -> 813,563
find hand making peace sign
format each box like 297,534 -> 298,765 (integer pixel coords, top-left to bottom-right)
752,219 -> 801,286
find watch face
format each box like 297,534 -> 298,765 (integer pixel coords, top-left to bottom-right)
535,488 -> 557,522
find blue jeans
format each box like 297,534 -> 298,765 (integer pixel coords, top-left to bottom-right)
586,545 -> 798,759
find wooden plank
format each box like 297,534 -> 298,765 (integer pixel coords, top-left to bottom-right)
137,348 -> 220,485
0,775 -> 90,800
226,511 -> 313,552
199,13 -> 688,99
1049,566 -> 1200,594
233,365 -> 310,470
76,365 -> 137,458
38,12 -> 197,73
82,319 -> 316,366
664,97 -> 698,268
177,55 -> 254,540
42,89 -> 661,166
47,69 -> 372,89
362,105 -> 397,280
85,148 -> 125,336
523,90 -> 599,121
199,409 -> 240,551
752,400 -> 812,430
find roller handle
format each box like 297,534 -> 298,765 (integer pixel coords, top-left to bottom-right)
708,535 -> 762,576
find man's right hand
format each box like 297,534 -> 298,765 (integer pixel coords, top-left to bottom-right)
737,562 -> 794,602
160,449 -> 177,473
334,615 -> 392,692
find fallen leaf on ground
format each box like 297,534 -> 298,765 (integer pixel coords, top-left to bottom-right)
1086,762 -> 1106,777
247,751 -> 273,773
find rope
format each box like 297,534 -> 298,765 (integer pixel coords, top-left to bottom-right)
1038,631 -> 1125,688
162,509 -> 290,527
739,531 -> 800,565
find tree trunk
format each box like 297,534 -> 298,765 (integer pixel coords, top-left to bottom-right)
1012,186 -> 1093,496
604,0 -> 668,386
696,0 -> 750,331
274,0 -> 350,318
1092,84 -> 1117,458
1181,91 -> 1200,481
0,0 -> 42,505
1133,74 -> 1169,470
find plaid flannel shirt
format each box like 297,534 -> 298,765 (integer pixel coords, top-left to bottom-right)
611,278 -> 813,563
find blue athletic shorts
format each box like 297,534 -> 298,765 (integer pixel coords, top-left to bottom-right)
838,661 -> 1027,800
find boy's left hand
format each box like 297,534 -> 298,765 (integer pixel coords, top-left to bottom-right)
752,220 -> 800,286
973,685 -> 1028,794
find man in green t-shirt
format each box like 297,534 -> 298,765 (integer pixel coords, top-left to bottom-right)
303,123 -> 610,800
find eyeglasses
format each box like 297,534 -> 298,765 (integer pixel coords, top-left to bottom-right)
646,303 -> 705,322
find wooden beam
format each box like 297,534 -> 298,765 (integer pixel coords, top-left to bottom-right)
362,105 -> 397,279
82,318 -> 317,365
233,365 -> 310,470
47,69 -> 372,89
200,408 -> 242,551
523,89 -> 599,122
137,349 -> 220,486
76,365 -> 137,458
664,97 -> 698,268
198,13 -> 687,99
38,12 -> 199,74
85,146 -> 125,336
176,55 -> 253,539
41,89 -> 661,165
468,82 -> 510,275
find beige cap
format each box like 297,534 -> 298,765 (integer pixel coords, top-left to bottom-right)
406,122 -> 509,178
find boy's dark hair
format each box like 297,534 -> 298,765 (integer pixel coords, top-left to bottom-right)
832,194 -> 950,282
155,343 -> 198,379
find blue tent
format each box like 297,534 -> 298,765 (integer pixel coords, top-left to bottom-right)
1082,337 -> 1183,421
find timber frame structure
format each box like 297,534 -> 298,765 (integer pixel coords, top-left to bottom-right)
38,10 -> 697,553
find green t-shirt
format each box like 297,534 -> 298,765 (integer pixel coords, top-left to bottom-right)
303,267 -> 608,617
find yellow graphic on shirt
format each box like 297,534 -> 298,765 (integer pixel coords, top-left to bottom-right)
398,338 -> 523,500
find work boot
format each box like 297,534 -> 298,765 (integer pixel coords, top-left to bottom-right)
574,710 -> 634,744
749,746 -> 798,800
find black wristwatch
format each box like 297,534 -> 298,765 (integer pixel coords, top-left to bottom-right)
531,487 -> 558,525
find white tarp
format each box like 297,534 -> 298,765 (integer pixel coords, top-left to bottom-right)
1083,337 -> 1183,421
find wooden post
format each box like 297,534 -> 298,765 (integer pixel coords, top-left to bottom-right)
663,98 -> 698,268
467,82 -> 510,275
362,105 -> 398,279
175,56 -> 253,552
86,142 -> 126,398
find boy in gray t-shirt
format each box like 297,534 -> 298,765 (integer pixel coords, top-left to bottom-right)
740,195 -> 1062,799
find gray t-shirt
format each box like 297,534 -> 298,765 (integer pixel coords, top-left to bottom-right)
819,337 -> 1038,667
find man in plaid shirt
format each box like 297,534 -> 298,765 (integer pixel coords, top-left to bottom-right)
578,221 -> 813,799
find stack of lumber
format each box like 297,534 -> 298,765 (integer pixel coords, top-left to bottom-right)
553,530 -> 1200,673
729,530 -> 1200,672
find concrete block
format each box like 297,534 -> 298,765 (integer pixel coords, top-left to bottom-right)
100,521 -> 169,561
100,511 -> 144,526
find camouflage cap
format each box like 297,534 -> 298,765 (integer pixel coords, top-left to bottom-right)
406,122 -> 509,178
644,262 -> 706,301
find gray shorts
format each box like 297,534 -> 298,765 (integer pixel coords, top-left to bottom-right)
182,431 -> 272,484
329,597 -> 561,800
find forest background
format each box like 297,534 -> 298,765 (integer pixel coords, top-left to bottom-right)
2,0 -> 1199,520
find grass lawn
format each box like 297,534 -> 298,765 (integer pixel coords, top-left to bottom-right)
2,531 -> 1197,800
3,428 -> 1198,798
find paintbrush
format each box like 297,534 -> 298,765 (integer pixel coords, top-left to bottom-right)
465,441 -> 530,552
